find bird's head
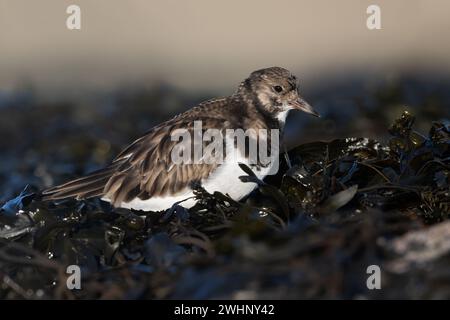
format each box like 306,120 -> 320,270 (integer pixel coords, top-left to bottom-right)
239,67 -> 319,119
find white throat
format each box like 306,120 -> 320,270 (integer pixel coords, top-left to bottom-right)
276,109 -> 291,125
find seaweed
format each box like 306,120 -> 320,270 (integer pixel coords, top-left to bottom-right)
0,111 -> 449,299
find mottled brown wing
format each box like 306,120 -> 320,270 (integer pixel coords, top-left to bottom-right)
42,110 -> 230,207
103,115 -> 231,206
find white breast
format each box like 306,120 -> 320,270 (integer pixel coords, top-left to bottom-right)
201,152 -> 273,200
106,138 -> 276,212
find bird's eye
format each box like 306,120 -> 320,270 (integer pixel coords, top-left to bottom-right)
273,85 -> 283,93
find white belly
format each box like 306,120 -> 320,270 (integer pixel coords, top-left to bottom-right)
107,153 -> 274,212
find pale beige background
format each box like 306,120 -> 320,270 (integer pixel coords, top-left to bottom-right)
0,0 -> 449,97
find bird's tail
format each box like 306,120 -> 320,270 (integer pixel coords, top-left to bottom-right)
41,165 -> 119,201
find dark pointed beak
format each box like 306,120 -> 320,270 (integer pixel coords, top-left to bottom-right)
290,97 -> 320,117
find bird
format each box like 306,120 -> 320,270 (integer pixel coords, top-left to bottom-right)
42,67 -> 320,211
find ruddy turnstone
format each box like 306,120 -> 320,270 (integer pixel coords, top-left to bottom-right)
42,67 -> 319,211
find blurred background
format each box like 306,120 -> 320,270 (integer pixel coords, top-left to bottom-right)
1,0 -> 449,201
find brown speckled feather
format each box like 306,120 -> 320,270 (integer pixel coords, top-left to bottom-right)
42,95 -> 276,206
